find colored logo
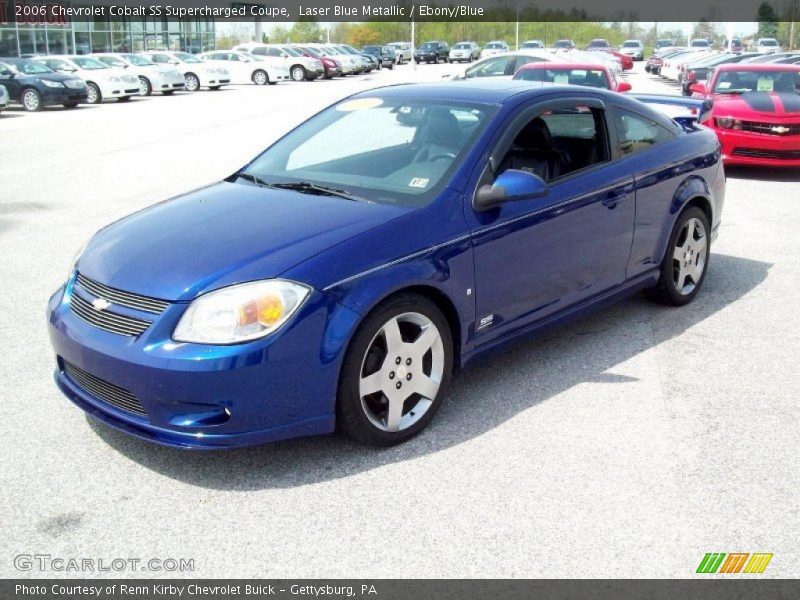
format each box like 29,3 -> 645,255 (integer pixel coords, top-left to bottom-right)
696,552 -> 773,574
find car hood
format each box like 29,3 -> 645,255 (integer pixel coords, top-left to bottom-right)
77,181 -> 406,301
30,72 -> 80,84
712,91 -> 800,118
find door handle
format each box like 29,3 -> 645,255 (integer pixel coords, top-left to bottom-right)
602,191 -> 626,209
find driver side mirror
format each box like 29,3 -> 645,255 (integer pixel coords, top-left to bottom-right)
168,59 -> 179,65
616,81 -> 632,92
689,82 -> 707,95
474,169 -> 549,211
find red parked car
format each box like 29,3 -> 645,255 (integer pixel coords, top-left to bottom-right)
597,48 -> 634,71
513,62 -> 632,92
690,64 -> 800,167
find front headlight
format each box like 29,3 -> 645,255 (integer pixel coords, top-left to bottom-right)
716,117 -> 742,130
173,280 -> 311,344
42,79 -> 65,88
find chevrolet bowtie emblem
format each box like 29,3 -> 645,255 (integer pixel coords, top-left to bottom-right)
91,298 -> 111,311
772,126 -> 790,134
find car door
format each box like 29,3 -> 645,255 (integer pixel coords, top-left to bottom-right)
0,63 -> 20,100
465,96 -> 635,345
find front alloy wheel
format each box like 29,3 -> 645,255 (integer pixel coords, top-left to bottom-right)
139,76 -> 152,96
184,73 -> 200,92
86,82 -> 101,104
646,206 -> 710,305
338,294 -> 452,446
291,65 -> 306,81
22,88 -> 42,111
253,69 -> 268,85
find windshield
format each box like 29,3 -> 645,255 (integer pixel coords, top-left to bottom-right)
516,67 -> 609,88
282,46 -> 302,57
454,43 -> 471,49
420,43 -> 438,50
760,39 -> 778,46
10,59 -> 53,74
362,46 -> 380,54
98,56 -> 126,68
713,70 -> 800,94
72,57 -> 108,70
691,40 -> 710,47
622,41 -> 640,47
242,97 -> 495,207
174,52 -> 202,63
554,41 -> 571,47
123,54 -> 154,66
485,42 -> 504,49
521,42 -> 541,48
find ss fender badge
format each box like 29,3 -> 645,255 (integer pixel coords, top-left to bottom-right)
477,314 -> 494,330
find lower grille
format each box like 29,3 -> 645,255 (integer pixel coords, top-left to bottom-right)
62,360 -> 147,417
70,292 -> 152,337
732,148 -> 800,160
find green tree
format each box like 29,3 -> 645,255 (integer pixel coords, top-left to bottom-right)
757,2 -> 779,38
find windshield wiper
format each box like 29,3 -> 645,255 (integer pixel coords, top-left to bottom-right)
267,181 -> 371,203
237,172 -> 271,187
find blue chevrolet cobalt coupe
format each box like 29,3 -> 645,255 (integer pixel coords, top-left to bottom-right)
48,81 -> 725,448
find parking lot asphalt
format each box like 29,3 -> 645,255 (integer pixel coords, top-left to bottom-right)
1,61 -> 798,578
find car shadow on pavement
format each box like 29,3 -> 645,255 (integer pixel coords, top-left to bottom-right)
725,166 -> 800,183
88,252 -> 770,490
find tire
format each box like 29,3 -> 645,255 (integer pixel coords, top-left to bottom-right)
252,69 -> 268,85
86,82 -> 101,104
388,63 -> 394,70
138,76 -> 152,96
337,293 -> 453,446
63,102 -> 79,108
645,206 -> 711,306
184,73 -> 200,92
290,65 -> 306,82
21,88 -> 42,111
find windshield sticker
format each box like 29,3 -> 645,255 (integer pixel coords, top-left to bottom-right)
717,81 -> 732,89
336,98 -> 383,112
408,178 -> 430,188
757,77 -> 774,92
553,73 -> 570,84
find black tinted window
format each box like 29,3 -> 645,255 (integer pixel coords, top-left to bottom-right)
617,109 -> 675,155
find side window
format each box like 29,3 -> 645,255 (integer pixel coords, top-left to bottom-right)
498,105 -> 609,182
0,63 -> 10,77
151,54 -> 167,64
514,56 -> 545,71
466,56 -> 512,78
617,109 -> 675,155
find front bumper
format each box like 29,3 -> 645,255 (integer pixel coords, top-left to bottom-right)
47,276 -> 361,449
41,87 -> 88,105
716,127 -> 800,167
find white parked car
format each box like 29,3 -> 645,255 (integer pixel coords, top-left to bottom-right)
452,50 -> 553,80
448,42 -> 480,63
93,53 -> 185,96
387,42 -> 413,64
199,51 -> 288,85
0,83 -> 8,113
141,51 -> 230,91
35,55 -> 139,104
480,41 -> 510,59
521,40 -> 545,49
619,40 -> 645,61
660,50 -> 710,82
755,38 -> 782,54
233,43 -> 325,80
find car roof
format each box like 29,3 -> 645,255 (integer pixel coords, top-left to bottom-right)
715,63 -> 800,72
350,79 -> 621,105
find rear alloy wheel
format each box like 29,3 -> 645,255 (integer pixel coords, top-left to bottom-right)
184,73 -> 200,92
86,82 -> 101,104
139,76 -> 152,96
22,88 -> 42,111
291,65 -> 307,81
338,294 -> 453,446
253,69 -> 268,85
646,207 -> 710,306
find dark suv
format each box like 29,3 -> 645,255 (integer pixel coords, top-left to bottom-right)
0,58 -> 88,111
414,41 -> 449,64
362,46 -> 396,69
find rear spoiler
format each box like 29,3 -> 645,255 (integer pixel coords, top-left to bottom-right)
631,94 -> 714,125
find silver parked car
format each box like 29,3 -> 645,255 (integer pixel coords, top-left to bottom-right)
0,83 -> 8,113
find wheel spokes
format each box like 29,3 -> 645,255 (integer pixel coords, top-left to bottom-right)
384,394 -> 404,431
414,374 -> 440,400
381,317 -> 404,357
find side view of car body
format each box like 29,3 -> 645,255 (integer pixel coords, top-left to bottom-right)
141,51 -> 230,91
449,42 -> 480,63
35,55 -> 139,104
48,81 -> 724,450
620,40 -> 645,61
513,62 -> 632,92
480,41 -> 510,59
93,53 -> 185,96
0,58 -> 87,110
387,42 -> 413,64
199,51 -> 288,85
690,64 -> 800,166
415,41 -> 450,63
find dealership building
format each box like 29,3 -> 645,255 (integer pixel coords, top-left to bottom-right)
0,1 -> 217,56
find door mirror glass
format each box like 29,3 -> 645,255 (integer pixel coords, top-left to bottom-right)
474,169 -> 549,211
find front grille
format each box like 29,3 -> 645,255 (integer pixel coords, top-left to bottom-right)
76,273 -> 169,314
64,80 -> 85,89
70,292 -> 152,336
733,148 -> 800,160
62,360 -> 147,417
740,121 -> 800,136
